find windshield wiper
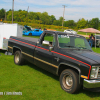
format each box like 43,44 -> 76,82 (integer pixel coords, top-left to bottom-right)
78,47 -> 87,49
77,47 -> 92,51
64,45 -> 75,47
64,45 -> 91,51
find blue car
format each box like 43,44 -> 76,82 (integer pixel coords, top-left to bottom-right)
23,25 -> 43,36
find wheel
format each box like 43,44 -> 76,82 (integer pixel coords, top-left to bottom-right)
14,51 -> 24,65
29,33 -> 32,36
60,69 -> 81,94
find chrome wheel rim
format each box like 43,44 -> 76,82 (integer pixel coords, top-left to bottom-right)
15,54 -> 19,63
63,74 -> 73,89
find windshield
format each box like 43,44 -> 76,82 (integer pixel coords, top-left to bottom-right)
58,34 -> 92,51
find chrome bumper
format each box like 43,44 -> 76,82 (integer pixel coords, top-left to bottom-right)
83,79 -> 100,88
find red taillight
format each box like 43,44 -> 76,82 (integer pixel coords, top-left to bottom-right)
3,37 -> 6,39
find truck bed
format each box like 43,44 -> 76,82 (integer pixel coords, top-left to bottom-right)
11,36 -> 39,43
8,36 -> 38,60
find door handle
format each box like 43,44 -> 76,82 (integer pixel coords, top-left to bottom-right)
54,57 -> 59,62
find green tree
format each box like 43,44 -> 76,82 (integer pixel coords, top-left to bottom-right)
88,18 -> 99,29
28,12 -> 39,20
53,20 -> 61,26
76,18 -> 87,29
7,11 -> 12,21
49,15 -> 56,25
41,12 -> 50,25
0,8 -> 5,20
53,17 -> 63,26
64,20 -> 76,28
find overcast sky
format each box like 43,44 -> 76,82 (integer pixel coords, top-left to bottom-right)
0,0 -> 100,22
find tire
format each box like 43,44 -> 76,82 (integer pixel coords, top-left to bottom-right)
60,69 -> 81,94
29,33 -> 32,36
14,51 -> 24,65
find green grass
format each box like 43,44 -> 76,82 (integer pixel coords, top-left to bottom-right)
77,31 -> 91,35
0,49 -> 100,100
92,47 -> 100,53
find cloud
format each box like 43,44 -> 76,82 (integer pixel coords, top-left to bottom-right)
0,0 -> 100,21
24,0 -> 100,6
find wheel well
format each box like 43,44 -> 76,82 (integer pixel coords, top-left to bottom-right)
58,64 -> 79,76
13,47 -> 21,54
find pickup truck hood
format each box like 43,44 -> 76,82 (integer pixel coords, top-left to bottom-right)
64,50 -> 100,64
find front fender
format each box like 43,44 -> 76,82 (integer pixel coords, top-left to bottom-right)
57,62 -> 81,74
57,62 -> 81,83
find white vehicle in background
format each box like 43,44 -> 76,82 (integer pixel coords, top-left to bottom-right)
0,23 -> 23,50
64,29 -> 77,34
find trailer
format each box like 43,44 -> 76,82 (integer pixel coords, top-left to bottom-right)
0,23 -> 23,50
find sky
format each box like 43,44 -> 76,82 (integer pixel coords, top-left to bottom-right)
0,0 -> 100,22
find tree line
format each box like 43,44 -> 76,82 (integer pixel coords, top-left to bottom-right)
0,8 -> 100,30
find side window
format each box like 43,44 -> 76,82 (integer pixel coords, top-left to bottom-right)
58,35 -> 70,48
35,30 -> 39,32
42,33 -> 55,47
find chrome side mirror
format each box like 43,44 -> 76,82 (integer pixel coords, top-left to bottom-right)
42,40 -> 53,51
42,41 -> 49,46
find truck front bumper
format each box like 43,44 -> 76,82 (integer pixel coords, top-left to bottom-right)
83,79 -> 100,88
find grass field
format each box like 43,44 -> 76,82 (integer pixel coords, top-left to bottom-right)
0,32 -> 100,100
0,48 -> 100,100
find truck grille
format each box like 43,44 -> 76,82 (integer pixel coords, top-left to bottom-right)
97,67 -> 100,78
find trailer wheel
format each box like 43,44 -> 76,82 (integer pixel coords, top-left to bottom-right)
60,69 -> 81,94
29,33 -> 32,36
14,51 -> 24,65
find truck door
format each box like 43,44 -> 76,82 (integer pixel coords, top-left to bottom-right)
34,32 -> 57,74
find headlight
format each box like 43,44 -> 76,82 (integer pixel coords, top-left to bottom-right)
90,66 -> 99,79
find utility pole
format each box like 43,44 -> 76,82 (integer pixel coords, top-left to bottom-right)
12,0 -> 14,23
27,6 -> 29,17
62,5 -> 67,31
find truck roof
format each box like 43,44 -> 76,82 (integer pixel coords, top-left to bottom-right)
44,30 -> 85,38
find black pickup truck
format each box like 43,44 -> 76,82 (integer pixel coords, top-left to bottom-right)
8,30 -> 100,94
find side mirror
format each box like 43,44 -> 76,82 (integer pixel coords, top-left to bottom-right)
42,41 -> 49,46
42,41 -> 54,51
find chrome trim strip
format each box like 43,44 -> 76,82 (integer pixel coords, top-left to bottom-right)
8,46 -> 12,49
22,52 -> 34,58
34,57 -> 58,68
